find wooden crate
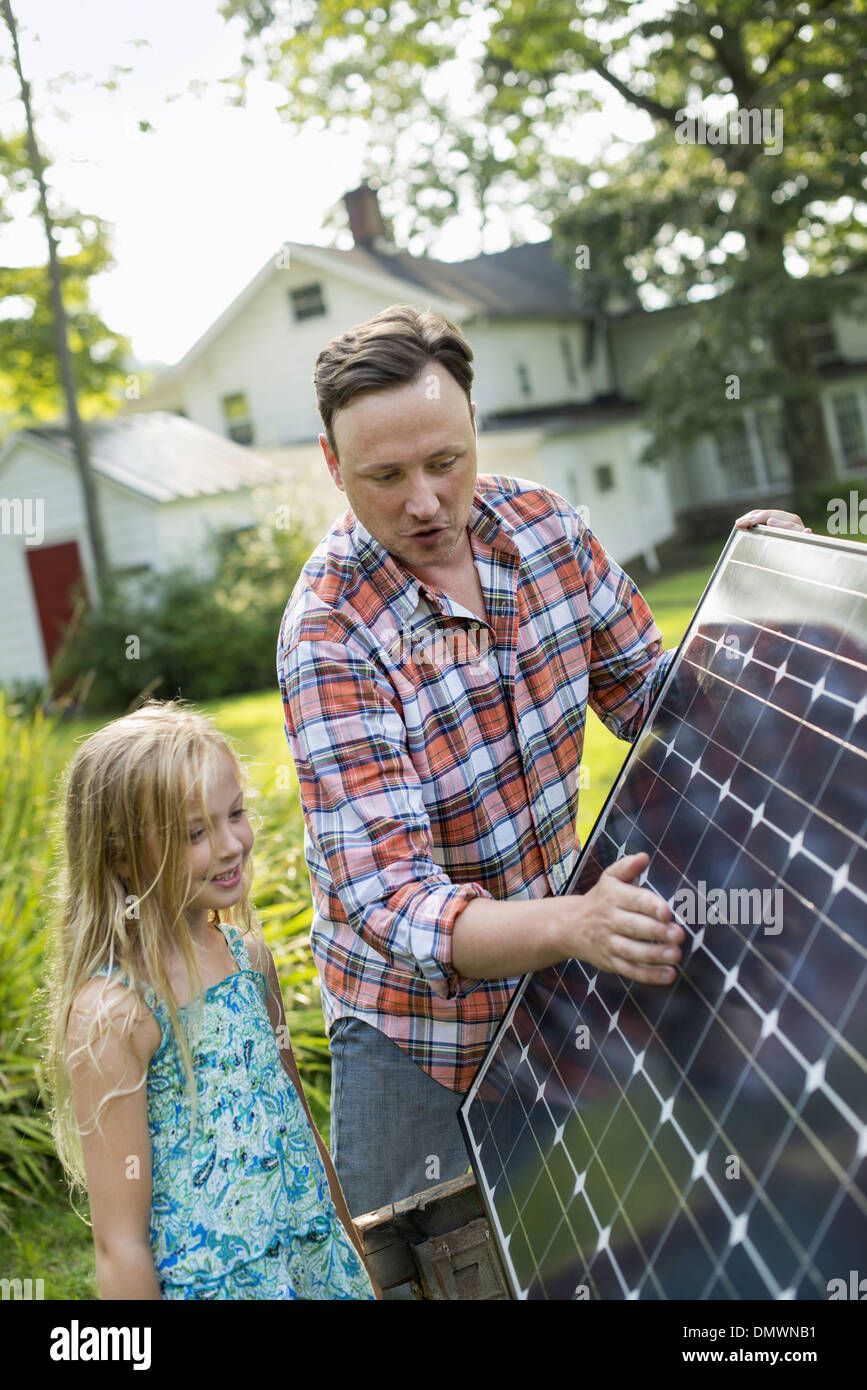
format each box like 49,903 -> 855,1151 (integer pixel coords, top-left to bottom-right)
354,1173 -> 510,1300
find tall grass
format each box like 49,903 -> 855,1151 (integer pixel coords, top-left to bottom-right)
0,695 -> 59,1228
0,694 -> 334,1239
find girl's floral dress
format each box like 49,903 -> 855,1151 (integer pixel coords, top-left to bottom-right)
94,922 -> 375,1300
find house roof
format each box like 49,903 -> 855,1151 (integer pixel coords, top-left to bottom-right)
142,235 -> 610,392
19,412 -> 277,504
481,395 -> 642,433
302,238 -> 600,319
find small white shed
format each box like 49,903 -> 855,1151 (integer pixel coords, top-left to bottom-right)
0,411 -> 277,688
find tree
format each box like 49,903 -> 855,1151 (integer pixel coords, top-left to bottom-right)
219,0 -> 867,496
1,0 -> 132,598
0,131 -> 130,432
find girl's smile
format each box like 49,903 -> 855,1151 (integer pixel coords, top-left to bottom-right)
185,752 -> 254,929
208,863 -> 242,888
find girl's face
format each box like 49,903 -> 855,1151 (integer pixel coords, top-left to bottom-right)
184,751 -> 254,918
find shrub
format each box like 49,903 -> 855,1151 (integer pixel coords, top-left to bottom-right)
792,471 -> 867,538
51,505 -> 318,714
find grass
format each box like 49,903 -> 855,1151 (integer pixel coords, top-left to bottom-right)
3,558 -> 712,1298
576,557 -> 715,842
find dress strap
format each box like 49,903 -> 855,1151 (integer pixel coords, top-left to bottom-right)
218,919 -> 254,973
89,963 -> 161,1016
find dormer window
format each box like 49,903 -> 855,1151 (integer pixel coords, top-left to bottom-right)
290,283 -> 326,321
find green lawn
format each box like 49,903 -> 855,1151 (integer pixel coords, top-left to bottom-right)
576,558 -> 714,842
6,557 -> 712,1297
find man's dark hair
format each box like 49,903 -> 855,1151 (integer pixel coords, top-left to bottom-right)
314,303 -> 475,458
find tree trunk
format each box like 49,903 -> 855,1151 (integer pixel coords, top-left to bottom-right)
2,0 -> 110,602
767,318 -> 835,500
744,213 -> 836,503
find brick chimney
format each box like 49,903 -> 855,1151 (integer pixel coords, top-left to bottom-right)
343,182 -> 388,248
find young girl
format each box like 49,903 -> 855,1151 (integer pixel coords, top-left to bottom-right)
46,699 -> 378,1300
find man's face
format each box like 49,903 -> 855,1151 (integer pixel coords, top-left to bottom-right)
319,361 -> 478,574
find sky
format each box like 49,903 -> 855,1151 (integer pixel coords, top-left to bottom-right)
0,0 -> 649,365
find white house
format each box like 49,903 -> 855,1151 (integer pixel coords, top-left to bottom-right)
0,412 -> 277,688
131,183 -> 867,562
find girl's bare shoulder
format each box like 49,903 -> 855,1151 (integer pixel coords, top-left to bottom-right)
68,974 -> 162,1061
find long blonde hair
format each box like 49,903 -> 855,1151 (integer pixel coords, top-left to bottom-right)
45,699 -> 262,1196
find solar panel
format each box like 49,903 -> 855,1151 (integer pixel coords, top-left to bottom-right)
459,525 -> 867,1301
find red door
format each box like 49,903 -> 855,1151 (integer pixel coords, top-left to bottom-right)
26,540 -> 87,671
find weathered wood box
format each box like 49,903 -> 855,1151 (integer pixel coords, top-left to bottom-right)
355,1173 -> 510,1300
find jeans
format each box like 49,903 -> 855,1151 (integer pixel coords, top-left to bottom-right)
328,1016 -> 471,1219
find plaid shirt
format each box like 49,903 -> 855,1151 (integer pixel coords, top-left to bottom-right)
277,474 -> 674,1092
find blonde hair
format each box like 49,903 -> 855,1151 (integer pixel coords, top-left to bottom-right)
45,699 -> 262,1196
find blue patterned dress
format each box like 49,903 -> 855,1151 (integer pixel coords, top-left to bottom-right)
93,922 -> 375,1300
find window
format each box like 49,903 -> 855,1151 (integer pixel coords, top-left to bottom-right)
716,415 -> 757,490
756,408 -> 792,484
560,334 -> 578,387
594,463 -> 615,493
290,283 -> 326,321
516,362 -> 532,398
114,563 -> 151,577
804,320 -> 841,368
221,391 -> 254,446
831,392 -> 867,472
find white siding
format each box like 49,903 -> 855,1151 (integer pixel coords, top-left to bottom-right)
0,532 -> 48,685
155,491 -> 262,573
168,271 -> 447,448
609,307 -> 691,399
0,440 -> 157,684
831,309 -> 867,363
541,421 -> 674,568
468,318 -> 611,418
257,443 -> 348,538
475,428 -> 546,484
0,439 -> 160,572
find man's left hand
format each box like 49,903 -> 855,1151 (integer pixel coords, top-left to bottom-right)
734,508 -> 812,533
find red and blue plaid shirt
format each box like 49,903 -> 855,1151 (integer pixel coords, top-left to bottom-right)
277,474 -> 674,1092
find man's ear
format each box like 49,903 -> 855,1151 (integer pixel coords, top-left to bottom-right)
319,433 -> 344,492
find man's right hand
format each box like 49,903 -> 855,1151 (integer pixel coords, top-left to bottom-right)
451,852 -> 684,984
552,852 -> 683,985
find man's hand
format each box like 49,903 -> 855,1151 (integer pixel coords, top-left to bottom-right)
734,507 -> 811,533
552,852 -> 684,986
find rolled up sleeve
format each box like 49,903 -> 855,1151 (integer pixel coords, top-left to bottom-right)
279,633 -> 494,999
575,521 -> 676,742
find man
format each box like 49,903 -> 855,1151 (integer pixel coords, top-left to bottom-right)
276,303 -> 808,1225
